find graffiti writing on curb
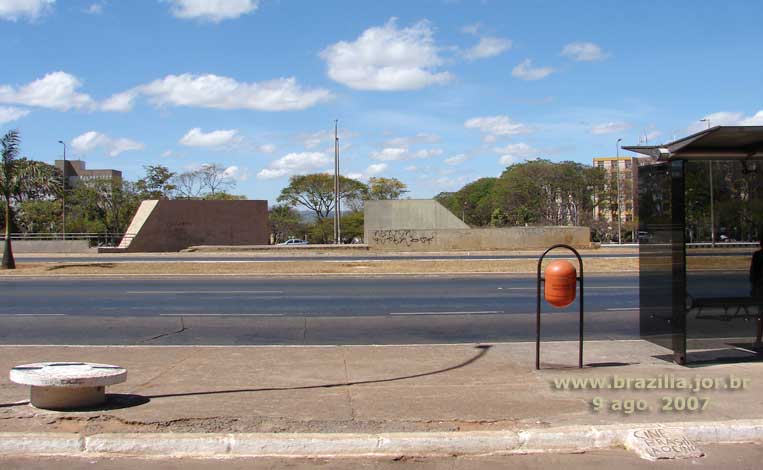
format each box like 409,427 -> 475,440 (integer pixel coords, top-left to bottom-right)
372,230 -> 435,247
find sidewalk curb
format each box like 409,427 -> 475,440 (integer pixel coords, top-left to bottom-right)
2,420 -> 762,457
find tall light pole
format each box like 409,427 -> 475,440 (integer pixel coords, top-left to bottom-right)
616,138 -> 622,245
333,120 -> 341,244
700,119 -> 715,247
57,140 -> 66,240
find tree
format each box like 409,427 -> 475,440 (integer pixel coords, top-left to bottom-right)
67,179 -> 140,235
277,173 -> 367,220
136,165 -> 176,199
174,169 -> 205,199
437,177 -> 497,226
307,217 -> 334,244
269,205 -> 306,243
173,163 -> 236,199
16,200 -> 61,233
0,130 -> 62,269
340,211 -> 364,242
367,177 -> 408,200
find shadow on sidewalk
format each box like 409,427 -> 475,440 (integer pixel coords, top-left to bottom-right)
0,394 -> 148,411
145,344 -> 493,400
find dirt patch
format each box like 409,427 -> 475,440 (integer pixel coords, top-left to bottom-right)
0,256 -> 748,277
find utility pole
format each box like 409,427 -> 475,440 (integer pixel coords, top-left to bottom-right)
58,140 -> 67,240
616,138 -> 622,245
334,120 -> 341,244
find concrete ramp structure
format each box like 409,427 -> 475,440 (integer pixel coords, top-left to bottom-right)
364,199 -> 589,251
117,200 -> 269,252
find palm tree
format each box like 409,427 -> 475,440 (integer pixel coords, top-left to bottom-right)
1,130 -> 62,269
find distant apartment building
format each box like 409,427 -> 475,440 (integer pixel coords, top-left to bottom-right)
592,156 -> 657,240
592,156 -> 638,225
54,160 -> 122,189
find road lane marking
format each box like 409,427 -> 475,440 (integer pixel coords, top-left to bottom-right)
159,313 -> 285,317
7,314 -> 67,317
389,310 -> 503,316
128,290 -> 284,295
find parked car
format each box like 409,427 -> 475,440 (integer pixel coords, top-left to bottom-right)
278,239 -> 309,246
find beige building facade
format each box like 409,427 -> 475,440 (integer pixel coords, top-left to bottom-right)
54,159 -> 122,189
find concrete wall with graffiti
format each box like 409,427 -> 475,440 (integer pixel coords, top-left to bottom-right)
365,200 -> 589,251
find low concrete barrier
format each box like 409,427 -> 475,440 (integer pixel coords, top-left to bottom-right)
183,244 -> 370,253
367,227 -> 590,251
2,240 -> 94,254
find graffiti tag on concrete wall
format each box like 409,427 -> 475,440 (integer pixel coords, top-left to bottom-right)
372,230 -> 435,247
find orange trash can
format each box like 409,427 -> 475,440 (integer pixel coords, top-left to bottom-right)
544,260 -> 577,307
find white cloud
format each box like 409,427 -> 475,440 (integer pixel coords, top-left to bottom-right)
444,154 -> 467,165
100,90 -> 138,112
561,42 -> 607,61
589,121 -> 630,135
84,3 -> 102,14
371,146 -> 442,161
0,106 -> 30,124
71,131 -> 144,157
464,36 -> 512,61
179,128 -> 242,148
433,175 -> 469,190
320,18 -> 453,91
257,152 -> 331,179
258,143 -> 276,154
132,74 -> 332,111
404,165 -> 418,172
512,59 -> 554,80
302,129 -> 333,149
0,71 -> 94,111
464,115 -> 533,140
688,111 -> 763,133
494,143 -> 539,165
371,147 -> 407,161
645,130 -> 662,141
413,148 -> 443,158
460,22 -> 481,35
222,165 -> 248,181
161,150 -> 174,157
0,0 -> 54,21
365,163 -> 388,176
166,0 -> 258,22
740,111 -> 763,125
384,133 -> 440,147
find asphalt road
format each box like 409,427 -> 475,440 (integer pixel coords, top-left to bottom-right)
0,273 -> 749,345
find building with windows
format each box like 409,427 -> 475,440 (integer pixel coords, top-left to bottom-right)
54,160 -> 122,189
592,156 -> 655,241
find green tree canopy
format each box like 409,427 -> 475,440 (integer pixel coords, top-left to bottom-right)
269,204 -> 306,243
277,173 -> 367,220
1,130 -> 63,268
367,177 -> 408,200
136,165 -> 176,199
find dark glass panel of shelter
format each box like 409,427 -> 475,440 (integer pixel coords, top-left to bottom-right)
685,160 -> 763,348
638,162 -> 686,362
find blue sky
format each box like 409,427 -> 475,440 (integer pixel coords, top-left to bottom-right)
1,0 -> 762,202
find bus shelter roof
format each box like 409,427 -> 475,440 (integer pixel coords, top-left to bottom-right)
623,125 -> 763,161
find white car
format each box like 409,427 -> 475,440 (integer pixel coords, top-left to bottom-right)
278,239 -> 309,246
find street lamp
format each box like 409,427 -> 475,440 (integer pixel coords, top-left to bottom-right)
616,138 -> 622,245
57,140 -> 66,240
699,119 -> 715,247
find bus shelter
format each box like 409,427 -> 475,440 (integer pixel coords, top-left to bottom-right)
624,126 -> 763,364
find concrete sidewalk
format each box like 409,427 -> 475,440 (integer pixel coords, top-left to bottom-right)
1,340 -> 762,456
